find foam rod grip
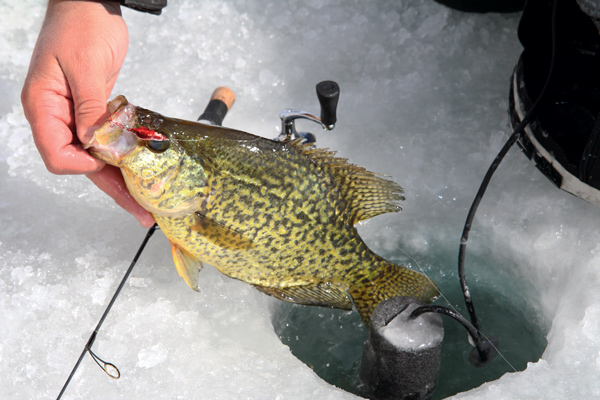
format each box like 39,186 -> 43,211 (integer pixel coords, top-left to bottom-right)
198,87 -> 236,126
210,87 -> 236,111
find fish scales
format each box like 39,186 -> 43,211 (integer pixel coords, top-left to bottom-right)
163,137 -> 351,284
86,96 -> 439,325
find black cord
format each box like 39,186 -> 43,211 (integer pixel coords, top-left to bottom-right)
413,0 -> 560,365
410,305 -> 483,355
410,305 -> 499,367
458,0 -> 559,339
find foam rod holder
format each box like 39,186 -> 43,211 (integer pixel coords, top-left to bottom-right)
359,297 -> 444,400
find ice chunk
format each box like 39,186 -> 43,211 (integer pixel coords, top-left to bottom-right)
137,343 -> 169,369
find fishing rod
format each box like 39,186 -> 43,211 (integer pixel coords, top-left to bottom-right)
56,224 -> 158,399
56,88 -> 236,399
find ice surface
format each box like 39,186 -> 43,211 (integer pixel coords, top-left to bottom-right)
2,0 -> 600,399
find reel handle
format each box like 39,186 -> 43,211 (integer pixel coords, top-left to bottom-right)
316,81 -> 340,130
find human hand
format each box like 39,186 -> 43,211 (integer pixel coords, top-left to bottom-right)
21,0 -> 155,227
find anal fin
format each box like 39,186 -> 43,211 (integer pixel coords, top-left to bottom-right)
171,242 -> 203,291
254,282 -> 353,310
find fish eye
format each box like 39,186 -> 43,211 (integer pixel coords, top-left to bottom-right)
146,139 -> 170,153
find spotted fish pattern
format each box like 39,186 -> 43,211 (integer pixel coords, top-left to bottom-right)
86,96 -> 439,325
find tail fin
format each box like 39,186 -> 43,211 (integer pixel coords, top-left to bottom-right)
349,260 -> 440,326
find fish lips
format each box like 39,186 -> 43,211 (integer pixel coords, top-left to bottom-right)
84,99 -> 140,166
85,127 -> 139,166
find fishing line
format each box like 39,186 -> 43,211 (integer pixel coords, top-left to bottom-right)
56,223 -> 158,400
395,245 -> 517,372
408,0 -> 559,366
457,0 -> 558,338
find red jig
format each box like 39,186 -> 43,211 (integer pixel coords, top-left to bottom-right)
131,127 -> 168,141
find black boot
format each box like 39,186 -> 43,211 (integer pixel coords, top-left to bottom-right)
509,0 -> 600,205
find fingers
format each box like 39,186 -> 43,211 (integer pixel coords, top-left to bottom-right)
64,46 -> 121,144
22,69 -> 106,175
87,167 -> 156,228
22,0 -> 128,176
71,78 -> 113,145
56,4 -> 128,145
23,0 -> 148,227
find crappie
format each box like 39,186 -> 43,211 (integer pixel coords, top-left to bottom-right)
85,95 -> 439,325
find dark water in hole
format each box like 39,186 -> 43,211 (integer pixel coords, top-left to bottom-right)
271,250 -> 548,399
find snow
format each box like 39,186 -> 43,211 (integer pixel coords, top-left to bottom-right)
2,0 -> 600,399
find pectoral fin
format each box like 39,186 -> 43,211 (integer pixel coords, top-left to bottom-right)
191,213 -> 254,251
254,283 -> 353,310
171,242 -> 203,291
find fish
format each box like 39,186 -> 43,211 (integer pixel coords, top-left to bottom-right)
85,95 -> 439,325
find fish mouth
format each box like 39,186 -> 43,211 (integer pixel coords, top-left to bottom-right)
84,96 -> 139,166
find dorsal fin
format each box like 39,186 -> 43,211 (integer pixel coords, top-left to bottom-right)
291,140 -> 404,224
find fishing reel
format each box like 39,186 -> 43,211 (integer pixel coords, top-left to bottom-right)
195,81 -> 340,143
277,80 -> 340,143
195,80 -> 340,145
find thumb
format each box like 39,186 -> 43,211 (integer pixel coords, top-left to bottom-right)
71,76 -> 112,145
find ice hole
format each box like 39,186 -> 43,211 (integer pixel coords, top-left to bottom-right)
271,241 -> 549,399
